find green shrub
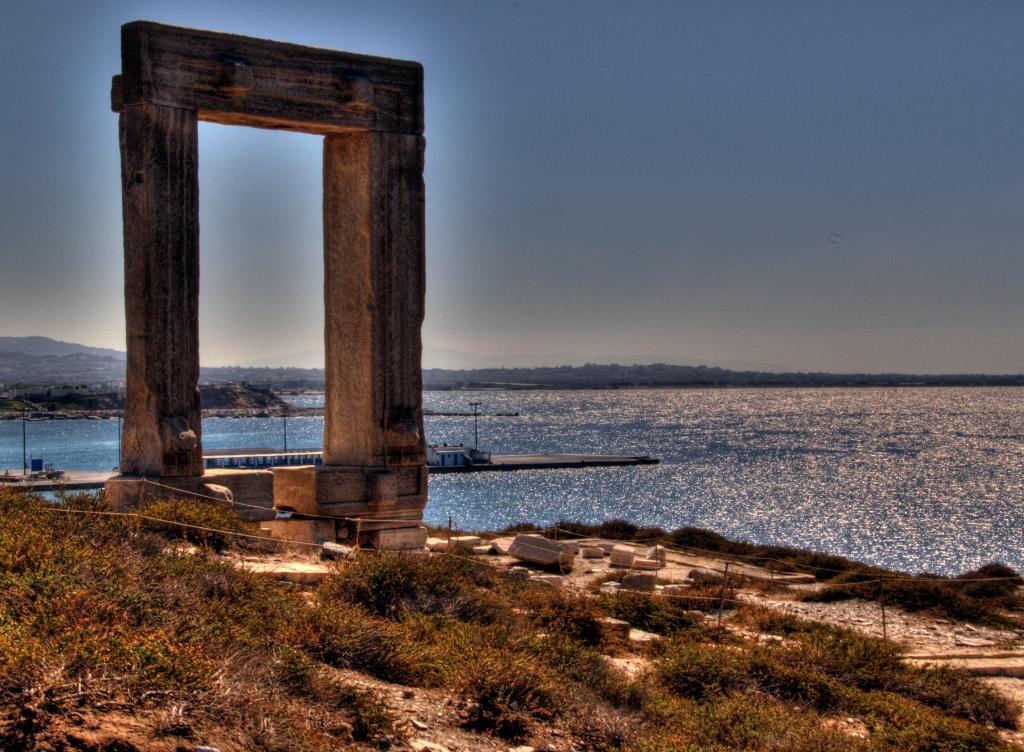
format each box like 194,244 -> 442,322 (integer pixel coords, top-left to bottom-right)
460,648 -> 559,741
598,590 -> 705,635
138,497 -> 257,551
321,551 -> 506,622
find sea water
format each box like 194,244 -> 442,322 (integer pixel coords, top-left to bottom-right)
2,387 -> 1022,575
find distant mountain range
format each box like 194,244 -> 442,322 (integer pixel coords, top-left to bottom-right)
2,336 -> 1023,390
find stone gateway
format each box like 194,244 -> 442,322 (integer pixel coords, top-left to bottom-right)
104,22 -> 428,549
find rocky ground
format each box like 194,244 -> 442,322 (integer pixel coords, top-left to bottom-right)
227,534 -> 1024,750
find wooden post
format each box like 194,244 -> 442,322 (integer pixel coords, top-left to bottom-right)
119,104 -> 202,478
716,562 -> 731,632
879,579 -> 888,642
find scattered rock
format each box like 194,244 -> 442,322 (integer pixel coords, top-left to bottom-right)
471,545 -> 492,555
410,739 -> 449,752
489,537 -> 515,555
629,628 -> 662,643
321,541 -> 353,560
621,572 -> 657,592
450,535 -> 482,550
609,545 -> 635,568
426,537 -> 449,552
509,746 -> 536,752
662,584 -> 688,595
410,718 -> 429,730
508,534 -> 575,569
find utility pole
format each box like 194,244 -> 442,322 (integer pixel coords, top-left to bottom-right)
116,413 -> 122,470
282,402 -> 289,454
469,401 -> 482,449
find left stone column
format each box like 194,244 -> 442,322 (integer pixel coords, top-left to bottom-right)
106,104 -> 203,507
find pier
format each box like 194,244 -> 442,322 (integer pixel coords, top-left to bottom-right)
429,453 -> 660,473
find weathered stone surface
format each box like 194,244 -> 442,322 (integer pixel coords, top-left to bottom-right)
646,545 -> 668,566
113,22 -> 423,136
490,536 -> 515,555
471,545 -> 492,555
609,545 -> 635,568
621,572 -> 657,592
115,103 -> 202,479
449,535 -> 482,550
409,740 -> 448,752
629,627 -> 662,643
200,483 -> 233,503
632,557 -> 661,570
203,468 -> 274,520
322,541 -> 354,560
580,545 -> 605,559
263,518 -> 337,545
508,534 -> 575,569
425,537 -> 450,552
367,525 -> 427,551
109,23 -> 429,538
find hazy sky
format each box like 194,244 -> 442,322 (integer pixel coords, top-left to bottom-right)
2,1 -> 1023,373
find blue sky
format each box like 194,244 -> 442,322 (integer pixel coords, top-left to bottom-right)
2,1 -> 1023,372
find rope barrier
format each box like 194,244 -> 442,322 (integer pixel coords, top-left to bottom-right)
56,483 -> 1021,589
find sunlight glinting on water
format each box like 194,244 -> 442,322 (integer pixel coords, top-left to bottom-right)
2,387 -> 1021,575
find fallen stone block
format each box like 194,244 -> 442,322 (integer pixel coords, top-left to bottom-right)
425,537 -> 449,552
645,545 -> 667,566
661,584 -> 689,595
609,545 -> 635,568
629,627 -> 662,644
632,557 -> 661,570
489,536 -> 515,555
580,545 -> 605,559
508,534 -> 575,569
621,572 -> 657,592
322,541 -> 354,560
471,545 -> 492,555
508,566 -> 531,580
450,535 -> 482,550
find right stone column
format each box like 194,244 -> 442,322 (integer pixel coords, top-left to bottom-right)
270,131 -> 427,548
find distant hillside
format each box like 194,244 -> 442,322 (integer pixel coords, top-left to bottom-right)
3,338 -> 1023,389
0,336 -> 125,359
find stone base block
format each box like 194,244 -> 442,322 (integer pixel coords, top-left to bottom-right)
262,517 -> 339,545
365,525 -> 427,551
272,463 -> 427,519
104,474 -> 233,510
204,468 -> 274,520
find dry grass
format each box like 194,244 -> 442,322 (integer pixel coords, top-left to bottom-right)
0,489 -> 1018,751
